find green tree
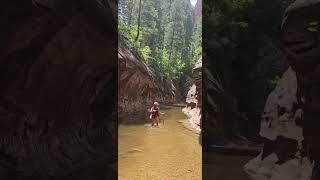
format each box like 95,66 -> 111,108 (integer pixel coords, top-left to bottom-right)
119,0 -> 202,84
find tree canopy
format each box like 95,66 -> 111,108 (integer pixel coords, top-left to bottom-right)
119,0 -> 202,82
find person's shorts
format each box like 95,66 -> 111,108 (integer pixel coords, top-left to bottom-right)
152,115 -> 159,118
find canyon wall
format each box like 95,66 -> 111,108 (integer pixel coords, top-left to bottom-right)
183,57 -> 202,132
245,0 -> 320,179
118,38 -> 179,118
244,68 -> 313,180
0,0 -> 117,179
203,34 -> 287,146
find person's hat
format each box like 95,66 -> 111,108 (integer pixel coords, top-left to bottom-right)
154,102 -> 159,106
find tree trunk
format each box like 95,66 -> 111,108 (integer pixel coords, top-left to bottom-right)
134,0 -> 142,42
169,16 -> 176,62
128,0 -> 134,27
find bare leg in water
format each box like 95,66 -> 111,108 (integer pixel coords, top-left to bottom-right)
151,117 -> 155,127
155,116 -> 160,127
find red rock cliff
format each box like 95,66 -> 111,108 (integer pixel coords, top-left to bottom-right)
118,38 -> 180,118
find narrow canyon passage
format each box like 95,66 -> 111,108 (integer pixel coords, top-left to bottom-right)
118,106 -> 202,180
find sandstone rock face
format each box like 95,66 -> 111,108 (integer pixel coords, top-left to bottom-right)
194,58 -> 203,108
284,1 -> 320,178
259,68 -> 303,143
118,38 -> 178,118
203,61 -> 233,145
0,0 -> 117,179
245,0 -> 320,179
244,68 -> 314,180
183,57 -> 202,132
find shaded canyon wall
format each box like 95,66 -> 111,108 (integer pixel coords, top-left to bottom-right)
0,0 -> 117,179
203,34 -> 287,146
245,0 -> 320,179
183,57 -> 202,132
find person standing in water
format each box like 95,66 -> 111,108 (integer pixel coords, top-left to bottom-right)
150,102 -> 160,127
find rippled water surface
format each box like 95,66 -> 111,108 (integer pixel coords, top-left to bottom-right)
118,106 -> 202,180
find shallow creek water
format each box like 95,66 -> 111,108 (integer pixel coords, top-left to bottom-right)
118,106 -> 202,180
119,106 -> 253,180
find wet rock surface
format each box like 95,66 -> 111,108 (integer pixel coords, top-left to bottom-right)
0,0 -> 117,179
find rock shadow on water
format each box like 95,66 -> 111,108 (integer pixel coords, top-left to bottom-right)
119,111 -> 150,125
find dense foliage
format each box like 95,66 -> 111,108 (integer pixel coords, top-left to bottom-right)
203,0 -> 291,85
119,0 -> 202,82
203,0 -> 293,139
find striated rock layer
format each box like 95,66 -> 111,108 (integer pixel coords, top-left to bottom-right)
118,38 -> 179,118
0,0 -> 117,179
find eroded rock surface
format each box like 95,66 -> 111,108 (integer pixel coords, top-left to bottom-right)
244,68 -> 314,180
118,38 -> 179,118
183,57 -> 202,132
258,68 -> 303,143
203,33 -> 287,147
0,0 -> 117,179
245,0 -> 320,179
